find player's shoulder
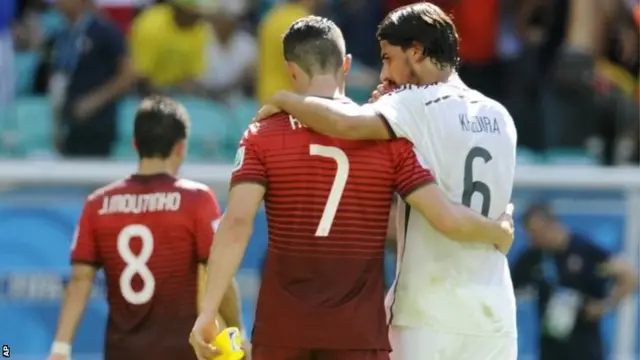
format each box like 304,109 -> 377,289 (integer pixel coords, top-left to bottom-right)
240,112 -> 292,142
86,178 -> 130,203
174,178 -> 212,193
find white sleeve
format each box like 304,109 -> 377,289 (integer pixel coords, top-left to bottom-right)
364,88 -> 425,143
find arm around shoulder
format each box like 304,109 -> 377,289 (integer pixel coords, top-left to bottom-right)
404,184 -> 514,252
270,91 -> 391,140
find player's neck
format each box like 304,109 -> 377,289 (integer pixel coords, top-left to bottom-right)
417,68 -> 453,86
137,159 -> 175,177
305,76 -> 344,99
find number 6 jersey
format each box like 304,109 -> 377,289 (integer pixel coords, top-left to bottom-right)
71,173 -> 221,360
231,105 -> 434,351
369,79 -> 518,336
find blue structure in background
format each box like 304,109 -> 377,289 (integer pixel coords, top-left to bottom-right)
0,186 -> 638,359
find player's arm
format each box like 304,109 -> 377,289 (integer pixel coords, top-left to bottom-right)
405,186 -> 513,251
198,137 -> 267,329
594,250 -> 638,312
269,87 -> 423,141
50,202 -> 99,358
200,184 -> 264,321
268,90 -> 390,139
391,140 -> 513,252
194,189 -> 245,332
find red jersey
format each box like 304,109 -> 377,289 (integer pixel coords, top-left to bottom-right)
71,173 -> 221,360
230,112 -> 434,350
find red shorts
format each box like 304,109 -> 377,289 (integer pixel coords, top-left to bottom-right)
252,346 -> 389,360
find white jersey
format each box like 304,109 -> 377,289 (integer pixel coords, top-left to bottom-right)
369,78 -> 518,336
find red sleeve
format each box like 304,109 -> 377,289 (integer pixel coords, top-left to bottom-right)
195,189 -> 222,263
230,127 -> 267,187
70,200 -> 100,266
390,139 -> 435,198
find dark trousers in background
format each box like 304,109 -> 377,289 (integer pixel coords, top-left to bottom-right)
540,334 -> 603,360
62,126 -> 114,158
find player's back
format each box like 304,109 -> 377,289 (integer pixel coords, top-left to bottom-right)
250,112 -> 402,350
72,174 -> 217,359
389,80 -> 518,336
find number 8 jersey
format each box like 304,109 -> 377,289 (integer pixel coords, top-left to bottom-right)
369,79 -> 518,336
71,173 -> 221,360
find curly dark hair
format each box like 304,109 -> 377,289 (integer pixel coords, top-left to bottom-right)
377,2 -> 460,70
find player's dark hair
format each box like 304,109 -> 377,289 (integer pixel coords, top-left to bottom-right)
377,2 -> 460,70
522,203 -> 555,225
134,95 -> 189,159
282,16 -> 345,76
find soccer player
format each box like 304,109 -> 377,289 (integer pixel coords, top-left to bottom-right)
254,4 -> 519,360
48,96 -> 243,360
190,16 -> 515,360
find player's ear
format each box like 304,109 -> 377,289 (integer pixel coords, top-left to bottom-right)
285,61 -> 298,81
410,41 -> 426,62
343,54 -> 352,75
132,139 -> 137,152
175,140 -> 186,157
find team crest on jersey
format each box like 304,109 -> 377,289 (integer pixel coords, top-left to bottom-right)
232,146 -> 245,172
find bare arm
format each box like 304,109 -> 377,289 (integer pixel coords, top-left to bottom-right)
404,184 -> 513,252
218,278 -> 244,330
599,257 -> 638,308
270,91 -> 391,140
52,265 -> 97,350
199,183 -> 265,319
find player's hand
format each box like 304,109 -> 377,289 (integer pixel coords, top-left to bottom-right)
368,83 -> 393,103
252,104 -> 281,122
73,94 -> 103,121
242,341 -> 252,360
495,203 -> 515,254
47,353 -> 69,360
190,313 -> 221,360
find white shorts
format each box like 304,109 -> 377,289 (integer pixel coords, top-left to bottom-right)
389,325 -> 517,360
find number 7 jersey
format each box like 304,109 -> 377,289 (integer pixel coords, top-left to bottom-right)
71,173 -> 220,360
369,79 -> 518,336
231,109 -> 434,350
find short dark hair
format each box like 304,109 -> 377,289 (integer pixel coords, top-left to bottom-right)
377,2 -> 460,69
282,16 -> 345,76
134,95 -> 189,159
522,203 -> 555,226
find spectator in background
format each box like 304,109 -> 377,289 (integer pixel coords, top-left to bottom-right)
543,0 -> 638,163
437,0 -> 502,100
0,0 -> 15,105
512,204 -> 638,360
96,0 -> 154,33
198,0 -> 256,104
130,0 -> 212,95
257,0 -> 325,104
51,0 -> 135,157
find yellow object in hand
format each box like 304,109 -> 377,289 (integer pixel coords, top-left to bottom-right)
211,327 -> 244,360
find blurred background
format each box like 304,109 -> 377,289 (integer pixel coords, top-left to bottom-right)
0,0 -> 638,359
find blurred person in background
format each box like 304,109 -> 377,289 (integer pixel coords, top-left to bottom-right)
197,0 -> 257,104
96,0 -> 155,34
0,0 -> 15,106
512,203 -> 638,360
50,0 -> 135,158
436,0 -> 502,101
542,0 -> 639,163
256,0 -> 326,104
13,0 -> 51,51
130,0 -> 212,95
